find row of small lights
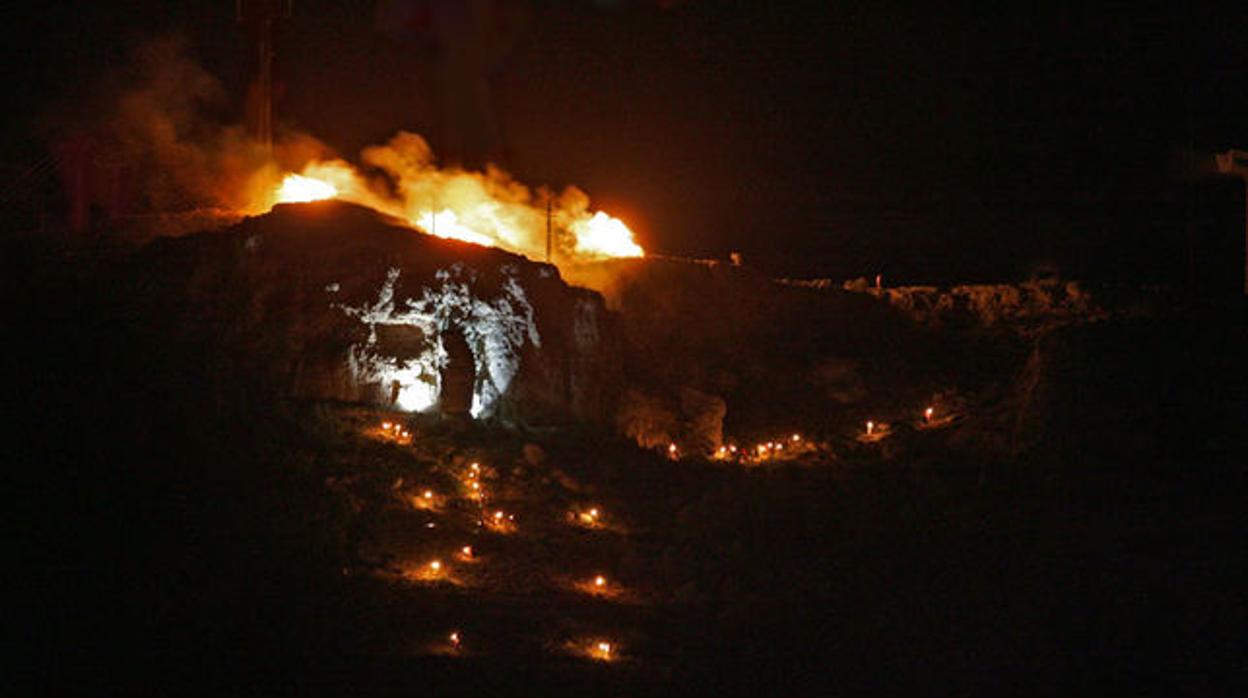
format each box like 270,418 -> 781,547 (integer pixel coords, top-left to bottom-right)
685,405 -> 945,462
865,405 -> 939,438
380,421 -> 412,442
383,403 -> 947,659
445,630 -> 606,658
387,442 -> 619,661
702,433 -> 806,464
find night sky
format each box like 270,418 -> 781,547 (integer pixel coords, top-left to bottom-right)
3,1 -> 1246,282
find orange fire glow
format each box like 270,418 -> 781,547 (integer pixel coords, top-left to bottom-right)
570,211 -> 644,258
275,173 -> 337,203
254,132 -> 645,267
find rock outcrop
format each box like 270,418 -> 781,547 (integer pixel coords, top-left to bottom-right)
791,277 -> 1106,336
124,200 -> 621,426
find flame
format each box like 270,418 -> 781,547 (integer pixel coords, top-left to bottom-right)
570,211 -> 644,259
255,132 -> 645,267
415,209 -> 497,247
275,173 -> 337,203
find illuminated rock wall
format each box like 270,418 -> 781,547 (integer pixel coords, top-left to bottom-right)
135,201 -> 621,425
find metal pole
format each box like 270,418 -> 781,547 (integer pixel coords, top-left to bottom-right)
239,1 -> 290,153
257,19 -> 273,153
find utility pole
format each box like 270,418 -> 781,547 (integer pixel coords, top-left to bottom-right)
238,0 -> 292,153
1214,149 -> 1248,295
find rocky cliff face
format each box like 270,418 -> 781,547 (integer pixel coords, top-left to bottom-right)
116,203 -> 1179,460
124,200 -> 621,426
568,257 -> 942,449
789,277 -> 1106,336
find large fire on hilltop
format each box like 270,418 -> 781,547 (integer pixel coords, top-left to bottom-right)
275,174 -> 338,203
263,132 -> 644,264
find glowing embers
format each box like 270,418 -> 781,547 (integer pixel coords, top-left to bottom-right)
375,421 -> 412,444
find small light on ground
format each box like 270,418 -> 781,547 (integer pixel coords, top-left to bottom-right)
576,506 -> 603,526
485,510 -> 517,533
565,637 -> 621,662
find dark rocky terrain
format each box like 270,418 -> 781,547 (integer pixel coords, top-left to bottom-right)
6,205 -> 1245,694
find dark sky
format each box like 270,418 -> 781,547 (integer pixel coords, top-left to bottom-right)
3,1 -> 1246,282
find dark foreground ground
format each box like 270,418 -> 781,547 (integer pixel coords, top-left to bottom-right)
6,236 -> 1245,695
